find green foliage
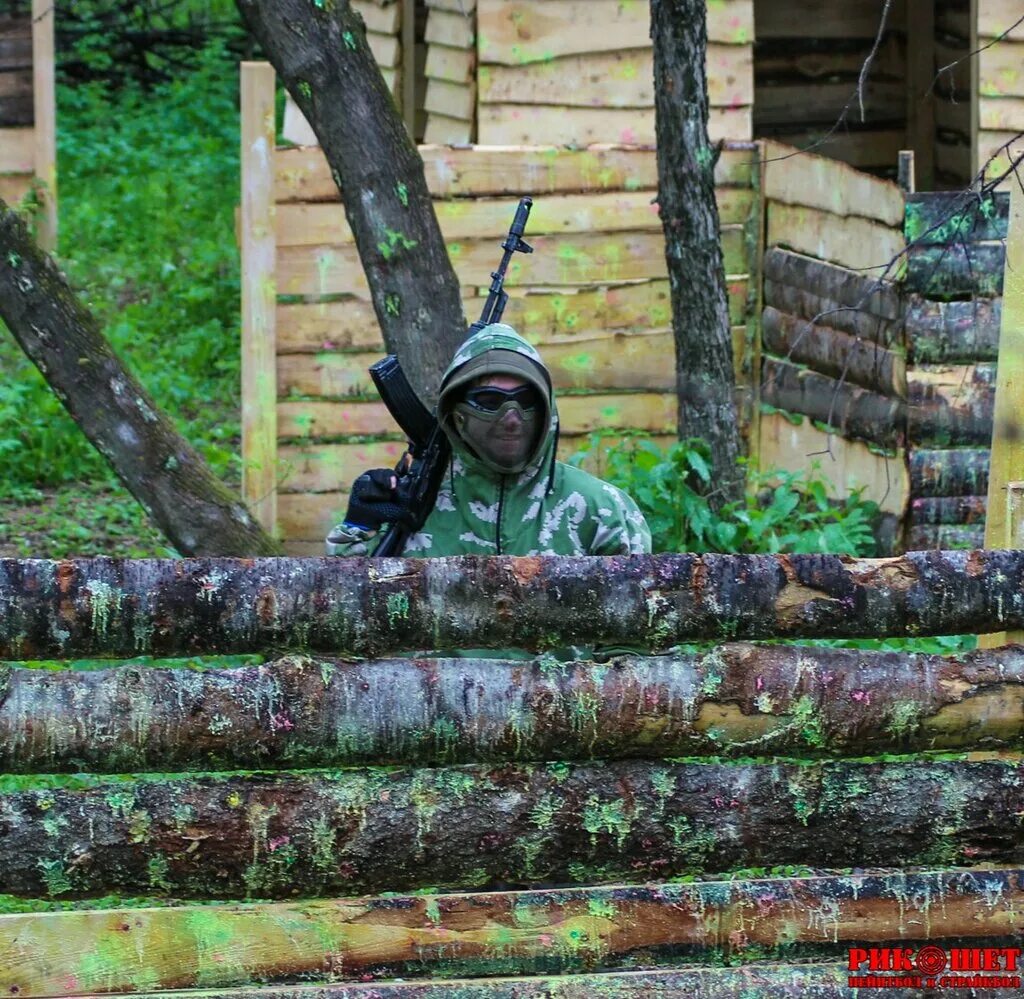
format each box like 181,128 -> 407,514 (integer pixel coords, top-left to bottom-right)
571,434 -> 878,556
0,44 -> 242,499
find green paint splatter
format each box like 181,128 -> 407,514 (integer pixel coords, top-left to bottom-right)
384,292 -> 401,316
395,182 -> 409,207
386,592 -> 409,624
343,30 -> 357,50
378,228 -> 418,261
298,80 -> 312,101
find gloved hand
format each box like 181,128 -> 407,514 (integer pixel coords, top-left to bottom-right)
343,468 -> 406,532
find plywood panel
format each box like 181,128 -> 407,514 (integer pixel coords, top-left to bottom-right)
478,45 -> 753,110
274,144 -> 756,201
758,411 -> 908,516
275,188 -> 755,246
0,125 -> 32,172
979,39 -> 1024,97
477,0 -> 753,64
767,203 -> 904,274
478,103 -> 752,145
762,140 -> 904,226
276,226 -> 749,296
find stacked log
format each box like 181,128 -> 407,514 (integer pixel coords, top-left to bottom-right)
424,0 -> 475,142
903,191 -> 1007,549
474,0 -> 754,145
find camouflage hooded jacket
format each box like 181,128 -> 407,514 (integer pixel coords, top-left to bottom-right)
327,325 -> 652,559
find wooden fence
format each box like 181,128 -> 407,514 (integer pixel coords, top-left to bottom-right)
1,551 -> 1023,993
242,62 -> 763,554
0,0 -> 55,249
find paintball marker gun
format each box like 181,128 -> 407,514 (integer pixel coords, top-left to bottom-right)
368,196 -> 534,557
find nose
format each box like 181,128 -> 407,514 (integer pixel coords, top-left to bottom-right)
499,406 -> 524,427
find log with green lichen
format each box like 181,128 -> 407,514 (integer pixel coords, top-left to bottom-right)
905,295 -> 1001,363
5,551 -> 1024,659
910,448 -> 990,498
0,758 -> 1021,898
2,645 -> 1023,773
2,869 -> 1020,993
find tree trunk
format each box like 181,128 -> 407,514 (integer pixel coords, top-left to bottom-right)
1,871 -> 1017,992
650,0 -> 743,506
235,0 -> 466,404
0,203 -> 280,557
0,759 -> 1019,898
3,645 -> 1022,773
4,551 -> 1024,659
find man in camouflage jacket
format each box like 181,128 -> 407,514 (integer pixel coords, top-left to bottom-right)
326,323 -> 651,560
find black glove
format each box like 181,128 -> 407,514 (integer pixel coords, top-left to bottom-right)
344,468 -> 407,532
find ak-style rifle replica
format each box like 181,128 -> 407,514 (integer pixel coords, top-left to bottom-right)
368,196 -> 534,556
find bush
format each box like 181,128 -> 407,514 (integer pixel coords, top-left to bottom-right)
569,434 -> 879,557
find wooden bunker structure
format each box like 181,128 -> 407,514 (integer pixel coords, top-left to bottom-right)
0,0 -> 56,249
243,0 -> 1024,554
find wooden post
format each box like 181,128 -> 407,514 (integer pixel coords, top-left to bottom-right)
979,180 -> 1024,648
897,150 -> 915,193
970,0 -> 979,175
905,0 -> 935,191
30,0 -> 56,251
402,0 -> 416,137
240,63 -> 278,536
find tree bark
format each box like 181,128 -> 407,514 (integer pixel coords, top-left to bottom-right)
0,759 -> 1019,898
1,872 -> 1018,992
2,645 -> 1022,773
4,551 -> 1024,659
650,0 -> 743,506
234,0 -> 466,404
0,203 -> 280,557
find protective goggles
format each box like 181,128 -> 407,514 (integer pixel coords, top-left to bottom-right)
463,384 -> 542,413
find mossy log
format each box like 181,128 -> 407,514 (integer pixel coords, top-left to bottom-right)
907,363 -> 995,447
0,758 -> 1021,898
905,295 -> 1001,363
7,551 -> 1024,659
2,870 -> 1020,993
910,496 -> 987,526
762,306 -> 905,397
760,358 -> 904,447
3,645 -> 1024,773
905,243 -> 1005,300
909,449 -> 990,497
907,524 -> 987,552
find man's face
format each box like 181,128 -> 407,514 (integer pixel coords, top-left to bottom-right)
454,373 -> 544,471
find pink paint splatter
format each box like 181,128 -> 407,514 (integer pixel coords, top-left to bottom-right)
850,689 -> 871,705
270,712 -> 295,732
269,835 -> 291,852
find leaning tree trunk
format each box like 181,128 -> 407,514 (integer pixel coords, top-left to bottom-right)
651,0 -> 744,506
0,204 -> 280,557
235,0 -> 466,404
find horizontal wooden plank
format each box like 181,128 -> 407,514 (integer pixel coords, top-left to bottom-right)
757,127 -> 904,171
757,411 -> 907,516
905,242 -> 1006,299
276,227 -> 749,296
477,104 -> 752,145
756,0 -> 906,38
0,91 -> 32,125
761,357 -> 904,448
425,42 -> 475,83
479,45 -> 753,110
910,494 -> 987,526
761,306 -> 905,397
907,523 -> 987,550
762,139 -> 904,227
904,191 -> 1009,245
477,0 -> 753,65
905,295 -> 1002,363
979,129 -> 1024,183
5,868 -> 1017,995
423,112 -> 474,143
979,95 -> 1024,130
979,0 -> 1024,40
755,34 -> 905,80
980,39 -> 1024,97
0,171 -> 31,205
273,144 -> 756,202
427,0 -> 477,11
276,278 -> 750,352
909,447 -> 990,498
353,0 -> 401,34
754,79 -> 905,129
907,363 -> 996,448
275,188 -> 755,246
279,391 -> 676,441
0,67 -> 31,99
934,135 -> 973,183
367,29 -> 401,68
767,203 -> 905,274
426,7 -> 474,48
424,77 -> 475,119
0,125 -> 32,172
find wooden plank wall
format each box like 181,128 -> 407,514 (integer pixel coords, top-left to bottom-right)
757,146 -> 908,550
933,0 -> 973,188
243,117 -> 760,553
752,0 -> 908,177
902,190 -> 1008,549
0,2 -> 55,248
424,0 -> 476,142
282,0 -> 406,145
976,0 -> 1024,186
475,0 -> 754,145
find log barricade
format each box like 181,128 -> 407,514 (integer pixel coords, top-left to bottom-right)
0,553 -> 1022,995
